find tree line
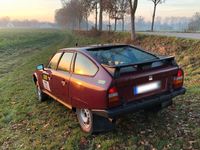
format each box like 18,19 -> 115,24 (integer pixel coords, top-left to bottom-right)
0,15 -> 191,32
55,0 -> 166,40
188,12 -> 200,32
0,17 -> 55,28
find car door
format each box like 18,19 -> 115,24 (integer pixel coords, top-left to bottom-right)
54,52 -> 74,105
69,52 -> 102,109
41,52 -> 62,95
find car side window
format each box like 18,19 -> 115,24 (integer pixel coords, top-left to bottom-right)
57,52 -> 74,72
74,53 -> 98,76
48,52 -> 62,70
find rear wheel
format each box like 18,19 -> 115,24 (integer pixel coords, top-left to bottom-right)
76,108 -> 115,134
76,109 -> 93,133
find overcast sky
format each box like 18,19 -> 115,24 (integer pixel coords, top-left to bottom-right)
0,0 -> 199,22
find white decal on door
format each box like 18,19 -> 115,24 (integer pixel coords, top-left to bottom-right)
42,80 -> 51,92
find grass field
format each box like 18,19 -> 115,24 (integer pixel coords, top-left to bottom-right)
0,29 -> 199,150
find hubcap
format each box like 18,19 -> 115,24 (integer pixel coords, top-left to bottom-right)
37,86 -> 42,101
79,109 -> 91,129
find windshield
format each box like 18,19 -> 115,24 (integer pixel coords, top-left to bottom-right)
88,46 -> 158,66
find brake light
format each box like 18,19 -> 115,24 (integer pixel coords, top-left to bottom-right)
173,69 -> 184,89
108,86 -> 120,107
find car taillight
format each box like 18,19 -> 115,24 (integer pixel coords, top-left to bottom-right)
173,69 -> 184,89
108,86 -> 120,107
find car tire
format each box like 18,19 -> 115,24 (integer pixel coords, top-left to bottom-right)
36,82 -> 47,102
76,108 -> 115,134
76,108 -> 93,133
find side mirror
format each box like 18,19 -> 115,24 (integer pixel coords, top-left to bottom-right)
36,64 -> 44,70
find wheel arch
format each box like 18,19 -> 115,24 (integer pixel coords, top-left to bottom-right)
33,73 -> 38,85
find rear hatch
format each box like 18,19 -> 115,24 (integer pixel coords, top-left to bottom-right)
111,63 -> 178,103
87,45 -> 179,103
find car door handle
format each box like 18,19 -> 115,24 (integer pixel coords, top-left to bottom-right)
61,80 -> 67,86
49,75 -> 52,80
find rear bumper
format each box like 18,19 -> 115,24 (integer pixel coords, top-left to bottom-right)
92,88 -> 186,118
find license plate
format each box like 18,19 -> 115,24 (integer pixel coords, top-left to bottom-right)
134,81 -> 161,95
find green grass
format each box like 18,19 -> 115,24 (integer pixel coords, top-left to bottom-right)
0,29 -> 200,149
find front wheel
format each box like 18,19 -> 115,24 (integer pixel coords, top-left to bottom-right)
36,82 -> 47,102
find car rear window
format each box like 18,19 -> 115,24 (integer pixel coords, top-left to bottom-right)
88,46 -> 158,66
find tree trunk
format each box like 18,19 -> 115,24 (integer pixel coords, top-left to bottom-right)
114,18 -> 117,31
114,4 -> 117,31
99,0 -> 103,31
151,4 -> 157,32
78,17 -> 81,30
122,16 -> 125,31
72,21 -> 75,30
129,0 -> 138,40
86,16 -> 88,31
109,14 -> 111,32
130,13 -> 136,40
95,3 -> 98,30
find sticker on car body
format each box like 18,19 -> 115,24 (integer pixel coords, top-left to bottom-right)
42,74 -> 49,81
42,73 -> 51,91
98,80 -> 106,85
42,80 -> 51,92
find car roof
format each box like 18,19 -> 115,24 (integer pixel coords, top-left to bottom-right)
59,44 -> 130,52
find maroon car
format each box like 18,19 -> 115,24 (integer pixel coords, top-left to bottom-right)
33,44 -> 186,133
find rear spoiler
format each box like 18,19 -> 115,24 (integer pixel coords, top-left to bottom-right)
101,56 -> 177,78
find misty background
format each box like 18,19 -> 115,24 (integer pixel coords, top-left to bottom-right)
0,15 -> 195,31
0,0 -> 199,32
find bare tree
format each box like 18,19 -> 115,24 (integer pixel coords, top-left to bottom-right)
55,8 -> 69,28
56,0 -> 85,30
128,0 -> 138,40
60,0 -> 102,31
99,0 -> 103,31
150,0 -> 165,32
104,0 -> 128,31
94,2 -> 98,30
188,12 -> 200,32
99,0 -> 113,31
111,0 -> 121,31
119,0 -> 129,31
103,0 -> 113,30
81,0 -> 93,30
73,1 -> 84,29
82,0 -> 98,30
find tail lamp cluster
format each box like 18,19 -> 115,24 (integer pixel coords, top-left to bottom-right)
108,86 -> 120,107
173,69 -> 184,89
